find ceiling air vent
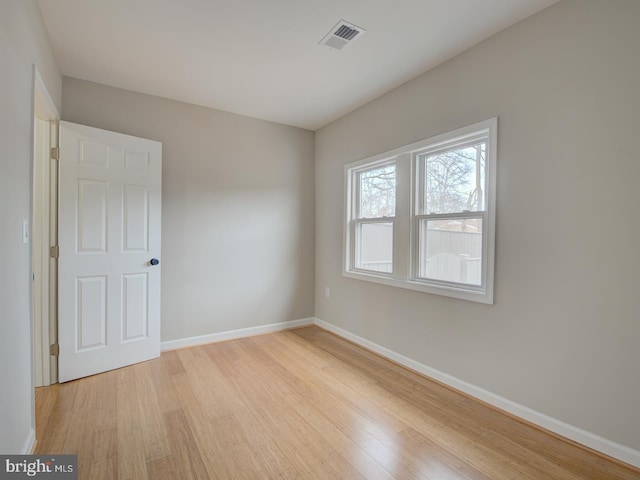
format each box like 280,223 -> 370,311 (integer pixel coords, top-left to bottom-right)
319,20 -> 366,50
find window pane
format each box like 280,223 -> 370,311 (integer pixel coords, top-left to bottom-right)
422,142 -> 486,214
358,164 -> 396,218
418,218 -> 482,285
357,222 -> 393,273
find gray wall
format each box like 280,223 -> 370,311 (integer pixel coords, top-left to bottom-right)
62,77 -> 315,342
0,0 -> 61,452
315,0 -> 640,452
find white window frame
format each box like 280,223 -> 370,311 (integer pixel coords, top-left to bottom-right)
348,159 -> 397,276
343,118 -> 497,304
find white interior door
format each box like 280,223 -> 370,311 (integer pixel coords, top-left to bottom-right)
58,121 -> 162,382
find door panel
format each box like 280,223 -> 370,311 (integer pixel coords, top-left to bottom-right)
76,275 -> 107,350
122,273 -> 149,342
58,121 -> 162,382
123,184 -> 149,251
78,180 -> 108,253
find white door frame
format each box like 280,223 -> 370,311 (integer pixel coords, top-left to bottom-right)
32,66 -> 59,386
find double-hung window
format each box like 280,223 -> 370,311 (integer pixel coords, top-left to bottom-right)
344,118 -> 497,304
350,161 -> 396,274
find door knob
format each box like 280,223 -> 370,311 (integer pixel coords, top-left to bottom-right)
149,258 -> 160,266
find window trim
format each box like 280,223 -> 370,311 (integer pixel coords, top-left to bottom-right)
343,118 -> 497,304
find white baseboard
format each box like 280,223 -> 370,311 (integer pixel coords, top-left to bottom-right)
313,317 -> 640,469
21,428 -> 36,454
160,318 -> 315,352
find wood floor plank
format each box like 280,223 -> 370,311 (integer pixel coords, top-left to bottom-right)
172,372 -> 257,479
85,426 -> 118,480
34,326 -> 640,480
133,361 -> 172,463
168,369 -> 235,479
148,352 -> 184,414
164,408 -> 211,480
116,367 -> 148,480
186,345 -> 299,479
145,455 -> 179,480
33,383 -> 59,452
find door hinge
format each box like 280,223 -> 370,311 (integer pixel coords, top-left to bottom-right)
50,147 -> 60,160
50,245 -> 59,258
50,344 -> 59,356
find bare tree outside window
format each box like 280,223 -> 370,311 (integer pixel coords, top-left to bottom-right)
424,143 -> 486,216
359,164 -> 396,219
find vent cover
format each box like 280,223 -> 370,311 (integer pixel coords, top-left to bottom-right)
319,20 -> 366,50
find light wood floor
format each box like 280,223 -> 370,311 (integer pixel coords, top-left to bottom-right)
35,326 -> 639,479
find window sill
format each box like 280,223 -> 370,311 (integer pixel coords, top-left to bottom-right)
343,270 -> 494,304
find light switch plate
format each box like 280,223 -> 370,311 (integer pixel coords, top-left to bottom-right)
23,219 -> 29,243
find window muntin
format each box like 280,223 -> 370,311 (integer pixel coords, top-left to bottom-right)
344,118 -> 496,304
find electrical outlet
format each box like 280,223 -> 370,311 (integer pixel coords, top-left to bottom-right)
22,219 -> 29,243
325,286 -> 330,298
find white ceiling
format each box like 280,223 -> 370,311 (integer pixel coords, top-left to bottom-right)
37,0 -> 558,130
